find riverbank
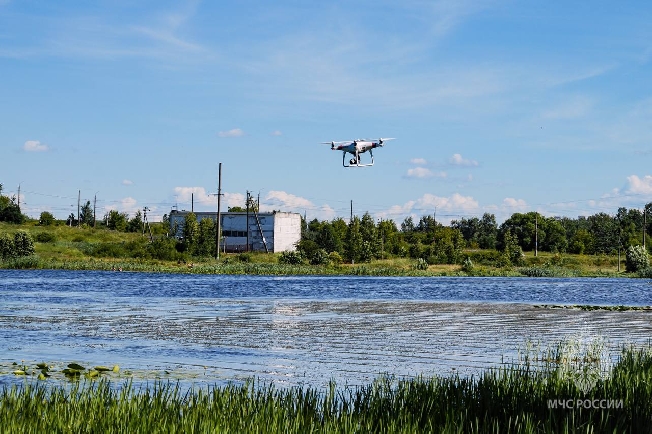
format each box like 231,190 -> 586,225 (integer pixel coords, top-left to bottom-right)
0,221 -> 639,277
0,254 -> 634,277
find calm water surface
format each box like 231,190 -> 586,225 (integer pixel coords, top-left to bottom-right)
1,270 -> 651,388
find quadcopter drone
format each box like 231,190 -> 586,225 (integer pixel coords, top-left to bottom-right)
321,138 -> 395,167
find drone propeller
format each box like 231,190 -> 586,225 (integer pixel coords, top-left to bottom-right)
377,137 -> 395,146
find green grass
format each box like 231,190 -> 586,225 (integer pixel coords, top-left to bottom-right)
2,346 -> 651,433
0,221 -> 637,277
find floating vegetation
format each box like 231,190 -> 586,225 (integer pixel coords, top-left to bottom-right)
1,347 -> 652,433
4,361 -> 121,382
535,304 -> 652,311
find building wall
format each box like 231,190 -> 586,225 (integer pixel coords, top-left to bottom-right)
273,213 -> 302,252
168,210 -> 300,253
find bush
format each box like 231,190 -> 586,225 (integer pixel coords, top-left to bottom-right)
461,257 -> 474,273
0,231 -> 35,260
412,258 -> 428,270
279,250 -> 304,265
12,231 -> 35,257
146,237 -> 185,261
237,253 -> 252,263
0,234 -> 15,260
626,245 -> 649,273
39,211 -> 55,226
310,249 -> 330,265
466,250 -> 503,266
35,232 -> 56,243
328,251 -> 343,265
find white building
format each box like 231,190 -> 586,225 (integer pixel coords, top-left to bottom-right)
169,210 -> 301,253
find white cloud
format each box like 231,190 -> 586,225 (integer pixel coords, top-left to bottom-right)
223,192 -> 246,209
271,130 -> 282,136
173,187 -> 245,211
265,190 -> 313,210
449,153 -> 478,167
410,158 -> 427,165
218,128 -> 244,138
625,175 -> 652,195
502,197 -> 528,212
122,179 -> 133,186
406,167 -> 447,179
23,140 -> 48,152
376,193 -> 479,224
262,190 -> 335,220
174,186 -> 212,204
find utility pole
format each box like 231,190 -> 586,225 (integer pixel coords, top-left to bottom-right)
191,193 -> 194,213
143,207 -> 153,242
246,190 -> 250,252
77,190 -> 80,227
350,200 -> 353,222
535,214 -> 538,257
644,207 -> 647,250
216,163 -> 222,260
17,184 -> 20,208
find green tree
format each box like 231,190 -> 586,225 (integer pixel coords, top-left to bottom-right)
588,213 -> 618,254
0,192 -> 24,223
105,210 -> 128,231
316,223 -> 342,254
568,228 -> 593,254
344,216 -> 362,263
195,218 -> 216,257
502,230 -> 524,266
39,211 -> 55,226
377,219 -> 398,259
79,201 -> 94,226
428,227 -> 464,264
127,210 -> 143,233
331,218 -> 348,254
359,212 -> 379,261
182,212 -> 199,253
451,216 -> 481,248
400,216 -> 415,233
478,213 -> 498,249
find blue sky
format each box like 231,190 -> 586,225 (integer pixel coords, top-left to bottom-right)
2,0 -> 652,224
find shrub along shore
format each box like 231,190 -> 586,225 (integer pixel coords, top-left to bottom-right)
2,346 -> 651,433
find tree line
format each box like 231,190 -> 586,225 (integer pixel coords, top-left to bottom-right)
1,181 -> 651,268
298,205 -> 652,267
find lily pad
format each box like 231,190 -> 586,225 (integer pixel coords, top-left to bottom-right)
67,363 -> 85,371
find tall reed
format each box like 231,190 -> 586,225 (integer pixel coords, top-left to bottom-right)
2,347 -> 651,433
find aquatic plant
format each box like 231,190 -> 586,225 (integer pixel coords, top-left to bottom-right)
1,346 -> 652,432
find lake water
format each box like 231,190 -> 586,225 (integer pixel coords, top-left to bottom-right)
1,270 -> 651,388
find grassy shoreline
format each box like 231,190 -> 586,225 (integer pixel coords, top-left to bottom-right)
0,221 -> 640,277
2,346 -> 651,433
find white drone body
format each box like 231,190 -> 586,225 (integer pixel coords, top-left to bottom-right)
321,138 -> 395,167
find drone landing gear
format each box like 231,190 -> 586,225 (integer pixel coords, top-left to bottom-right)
342,150 -> 374,167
